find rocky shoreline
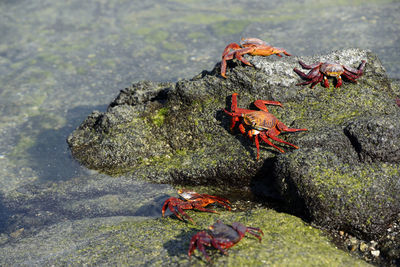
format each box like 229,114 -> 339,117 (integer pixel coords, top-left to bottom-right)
67,49 -> 400,265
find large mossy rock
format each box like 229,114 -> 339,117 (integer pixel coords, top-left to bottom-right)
68,48 -> 400,241
0,209 -> 371,266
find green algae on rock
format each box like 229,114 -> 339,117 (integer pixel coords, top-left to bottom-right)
0,209 -> 371,266
67,48 -> 400,243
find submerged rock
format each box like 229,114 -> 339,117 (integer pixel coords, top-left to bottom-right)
68,49 -> 400,243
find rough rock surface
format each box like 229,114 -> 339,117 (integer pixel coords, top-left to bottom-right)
0,209 -> 371,266
68,49 -> 400,247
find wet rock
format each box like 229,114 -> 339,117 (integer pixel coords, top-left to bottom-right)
379,216 -> 400,265
0,209 -> 370,266
344,115 -> 400,163
68,48 -> 400,242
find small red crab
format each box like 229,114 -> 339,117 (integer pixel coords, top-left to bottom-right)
162,189 -> 231,224
223,93 -> 307,159
221,38 -> 291,78
188,220 -> 263,262
294,60 -> 366,88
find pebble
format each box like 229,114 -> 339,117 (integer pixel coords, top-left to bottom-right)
359,242 -> 368,252
370,250 -> 380,257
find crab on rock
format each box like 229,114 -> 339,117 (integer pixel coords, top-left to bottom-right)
162,189 -> 231,224
221,38 -> 291,78
293,60 -> 366,88
223,93 -> 307,159
188,220 -> 263,262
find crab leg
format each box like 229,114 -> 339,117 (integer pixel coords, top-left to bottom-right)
192,207 -> 218,213
168,205 -> 184,221
238,123 -> 246,134
221,45 -> 254,78
254,133 -> 260,160
188,232 -> 212,261
232,47 -> 257,65
161,198 -> 171,217
253,99 -> 283,112
342,71 -> 359,82
211,240 -> 229,255
268,134 -> 299,149
245,227 -> 264,242
323,76 -> 330,88
259,133 -> 285,153
197,195 -> 231,210
162,197 -> 196,223
312,73 -> 324,88
343,60 -> 366,75
234,48 -> 253,66
298,60 -> 322,69
276,121 -> 307,133
335,76 -> 342,88
272,47 -> 291,57
176,206 -> 195,224
221,53 -> 234,79
221,43 -> 242,78
294,67 -> 320,80
162,197 -> 177,217
294,70 -> 323,88
228,93 -> 256,114
222,43 -> 241,58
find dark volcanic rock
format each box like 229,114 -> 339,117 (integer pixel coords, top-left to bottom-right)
68,48 -> 400,241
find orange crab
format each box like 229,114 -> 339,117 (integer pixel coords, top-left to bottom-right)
221,38 -> 291,78
162,189 -> 231,224
224,93 -> 307,159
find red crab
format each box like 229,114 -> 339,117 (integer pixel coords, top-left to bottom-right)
223,93 -> 307,159
188,220 -> 263,262
162,189 -> 231,224
294,60 -> 366,88
221,38 -> 291,78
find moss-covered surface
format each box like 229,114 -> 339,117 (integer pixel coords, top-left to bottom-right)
0,209 -> 371,266
68,49 -> 400,245
274,149 -> 400,238
1,1 -> 400,266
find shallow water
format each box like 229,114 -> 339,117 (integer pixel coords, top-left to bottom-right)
0,0 -> 399,242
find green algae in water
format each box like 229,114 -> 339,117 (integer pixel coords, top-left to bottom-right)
211,19 -> 251,36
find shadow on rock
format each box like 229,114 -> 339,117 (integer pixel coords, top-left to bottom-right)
133,194 -> 170,218
163,228 -> 199,259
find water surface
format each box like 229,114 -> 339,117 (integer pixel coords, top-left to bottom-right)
0,0 -> 399,246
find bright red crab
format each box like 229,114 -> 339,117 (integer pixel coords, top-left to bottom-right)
294,60 -> 366,88
223,93 -> 307,159
188,220 -> 263,262
221,38 -> 291,78
162,189 -> 231,224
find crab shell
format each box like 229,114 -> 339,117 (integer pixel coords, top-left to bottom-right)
208,221 -> 243,247
243,111 -> 278,131
320,62 -> 344,77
